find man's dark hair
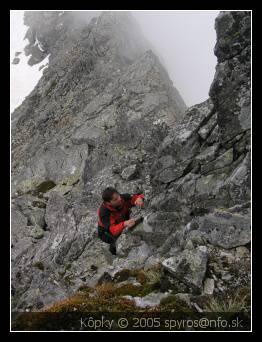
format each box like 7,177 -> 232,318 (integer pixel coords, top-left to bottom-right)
102,187 -> 119,202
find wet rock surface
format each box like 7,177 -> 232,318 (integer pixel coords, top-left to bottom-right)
11,11 -> 250,313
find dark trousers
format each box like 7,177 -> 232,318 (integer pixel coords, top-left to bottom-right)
98,227 -> 117,255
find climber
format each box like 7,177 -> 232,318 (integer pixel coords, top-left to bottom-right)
97,187 -> 144,255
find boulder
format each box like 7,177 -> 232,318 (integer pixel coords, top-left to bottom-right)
123,292 -> 169,308
116,231 -> 142,257
203,278 -> 215,295
162,246 -> 208,290
197,209 -> 251,249
121,164 -> 138,181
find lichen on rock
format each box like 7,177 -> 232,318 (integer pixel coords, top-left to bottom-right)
11,10 -> 250,320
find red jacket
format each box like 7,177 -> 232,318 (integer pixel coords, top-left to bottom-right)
97,193 -> 144,236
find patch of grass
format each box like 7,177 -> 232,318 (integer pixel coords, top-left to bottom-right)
157,295 -> 191,312
38,267 -> 168,314
77,285 -> 92,294
42,282 -> 137,313
43,292 -> 88,312
113,269 -> 133,282
115,283 -> 160,298
113,268 -> 147,285
203,289 -> 250,313
144,266 -> 163,285
94,282 -> 117,299
13,265 -> 202,330
113,264 -> 163,287
41,266 -> 175,314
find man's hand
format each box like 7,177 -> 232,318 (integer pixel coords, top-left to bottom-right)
134,197 -> 144,207
124,219 -> 136,228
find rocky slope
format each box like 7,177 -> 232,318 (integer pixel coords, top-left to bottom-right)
11,11 -> 250,315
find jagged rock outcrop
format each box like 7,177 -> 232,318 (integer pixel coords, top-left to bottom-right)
150,11 -> 250,226
11,11 -> 251,313
148,10 -> 251,296
11,11 -> 186,198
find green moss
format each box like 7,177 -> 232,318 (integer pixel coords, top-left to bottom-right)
32,201 -> 46,209
103,123 -> 109,131
29,265 -> 202,315
158,295 -> 191,312
77,285 -> 92,294
114,282 -> 159,298
113,145 -> 127,156
44,283 -> 137,313
113,268 -> 148,286
39,278 -> 163,314
144,267 -> 163,285
65,263 -> 72,271
32,262 -> 45,271
34,181 -> 56,196
64,275 -> 75,286
19,177 -> 43,195
113,269 -> 133,282
136,270 -> 148,285
168,284 -> 183,295
45,184 -> 72,197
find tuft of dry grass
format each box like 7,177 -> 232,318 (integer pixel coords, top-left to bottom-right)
203,291 -> 250,313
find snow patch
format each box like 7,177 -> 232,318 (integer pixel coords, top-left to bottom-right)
11,52 -> 50,113
11,11 -> 51,113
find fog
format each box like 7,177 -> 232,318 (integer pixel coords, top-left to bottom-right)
70,10 -> 220,106
132,11 -> 219,107
11,10 -> 219,111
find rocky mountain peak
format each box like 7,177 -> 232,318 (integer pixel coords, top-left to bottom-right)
11,11 -> 251,324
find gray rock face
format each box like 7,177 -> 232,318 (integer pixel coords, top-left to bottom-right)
151,99 -> 215,184
197,209 -> 251,249
11,11 -> 250,312
209,11 -> 251,142
150,12 -> 250,229
162,246 -> 208,291
29,226 -> 45,239
11,11 -> 186,198
116,230 -> 142,257
121,164 -> 138,181
42,192 -> 96,264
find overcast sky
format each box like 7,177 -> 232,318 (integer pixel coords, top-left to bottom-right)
132,11 -> 219,107
10,10 -> 219,112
